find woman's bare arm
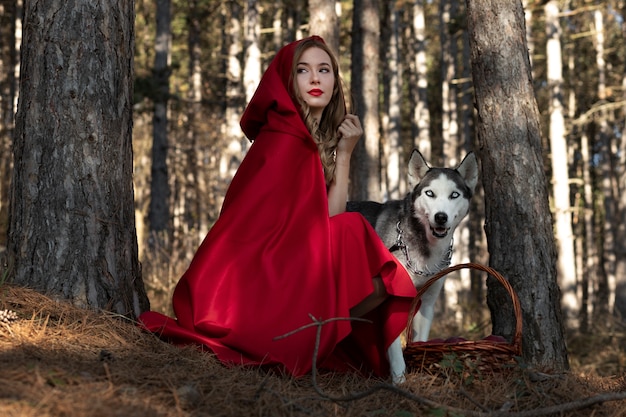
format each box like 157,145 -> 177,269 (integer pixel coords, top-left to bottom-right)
327,114 -> 363,216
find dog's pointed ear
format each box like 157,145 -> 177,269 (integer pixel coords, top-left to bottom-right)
408,149 -> 430,188
456,152 -> 479,193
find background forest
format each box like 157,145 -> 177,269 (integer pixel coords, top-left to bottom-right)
0,0 -> 625,375
127,0 -> 626,342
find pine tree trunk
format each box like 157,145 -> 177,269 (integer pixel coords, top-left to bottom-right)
0,0 -> 18,249
465,0 -> 569,370
614,8 -> 626,320
412,0 -> 431,159
148,0 -> 171,238
545,0 -> 578,327
9,0 -> 149,318
350,0 -> 381,201
308,0 -> 339,55
221,1 -> 245,180
381,0 -> 402,199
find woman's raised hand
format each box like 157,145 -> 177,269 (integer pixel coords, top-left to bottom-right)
336,114 -> 363,157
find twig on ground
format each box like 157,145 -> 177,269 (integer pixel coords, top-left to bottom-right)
275,314 -> 626,417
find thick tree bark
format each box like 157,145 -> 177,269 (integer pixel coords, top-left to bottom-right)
9,0 -> 149,318
465,0 -> 569,370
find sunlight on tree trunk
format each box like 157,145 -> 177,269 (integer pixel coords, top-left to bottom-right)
412,0 -> 430,159
439,0 -> 458,167
307,0 -> 339,55
244,0 -> 261,104
545,0 -> 578,328
221,2 -> 245,181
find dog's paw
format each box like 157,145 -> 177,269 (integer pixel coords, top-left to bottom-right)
391,371 -> 407,385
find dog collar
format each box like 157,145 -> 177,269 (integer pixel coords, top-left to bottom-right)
391,221 -> 453,277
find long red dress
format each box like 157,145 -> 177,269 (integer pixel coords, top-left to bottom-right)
139,36 -> 417,378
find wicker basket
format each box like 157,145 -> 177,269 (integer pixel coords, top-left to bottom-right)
403,262 -> 522,373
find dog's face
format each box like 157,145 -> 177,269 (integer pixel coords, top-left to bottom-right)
408,151 -> 478,240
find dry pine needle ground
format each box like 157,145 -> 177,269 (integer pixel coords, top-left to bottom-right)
0,283 -> 625,417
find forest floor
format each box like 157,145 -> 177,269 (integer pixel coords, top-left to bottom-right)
0,283 -> 625,417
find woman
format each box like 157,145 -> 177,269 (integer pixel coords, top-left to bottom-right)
139,36 -> 417,379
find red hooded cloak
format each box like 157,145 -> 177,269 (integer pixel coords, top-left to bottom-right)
139,36 -> 417,378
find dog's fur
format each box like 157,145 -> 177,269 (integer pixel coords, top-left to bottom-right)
346,149 -> 478,383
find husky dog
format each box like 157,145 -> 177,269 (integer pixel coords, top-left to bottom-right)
346,149 -> 478,384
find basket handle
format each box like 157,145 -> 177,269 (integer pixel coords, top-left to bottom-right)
406,262 -> 522,349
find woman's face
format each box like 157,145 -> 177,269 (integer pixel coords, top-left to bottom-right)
295,46 -> 335,121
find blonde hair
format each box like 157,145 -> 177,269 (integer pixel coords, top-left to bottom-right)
290,38 -> 349,185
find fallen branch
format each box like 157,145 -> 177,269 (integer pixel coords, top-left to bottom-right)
275,314 -> 626,416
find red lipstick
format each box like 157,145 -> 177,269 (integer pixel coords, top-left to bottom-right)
308,89 -> 323,96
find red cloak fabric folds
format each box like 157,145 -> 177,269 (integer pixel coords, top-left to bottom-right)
139,36 -> 417,378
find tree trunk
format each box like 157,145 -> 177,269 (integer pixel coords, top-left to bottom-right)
220,1 -> 245,181
580,129 -> 599,333
439,0 -> 459,167
412,0 -> 431,159
545,0 -> 578,328
308,0 -> 339,55
381,0 -> 402,200
9,0 -> 149,318
0,0 -> 19,250
614,4 -> 626,321
350,0 -> 381,201
593,8 -> 611,322
465,0 -> 569,370
244,0 -> 261,104
148,0 -> 172,236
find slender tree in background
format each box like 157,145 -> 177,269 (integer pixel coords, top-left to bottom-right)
221,1 -> 245,180
412,0 -> 431,159
0,0 -> 20,249
381,0 -> 403,200
465,0 -> 569,369
244,0 -> 261,104
182,0 -> 206,242
350,0 -> 381,201
148,0 -> 172,241
8,0 -> 149,317
308,0 -> 339,55
439,0 -> 459,166
592,8 -> 612,322
545,0 -> 578,327
614,1 -> 626,320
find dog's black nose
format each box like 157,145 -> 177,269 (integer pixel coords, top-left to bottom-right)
435,212 -> 448,225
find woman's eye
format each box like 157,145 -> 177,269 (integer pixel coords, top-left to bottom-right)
425,190 -> 434,197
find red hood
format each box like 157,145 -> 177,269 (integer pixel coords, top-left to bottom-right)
240,36 -> 325,145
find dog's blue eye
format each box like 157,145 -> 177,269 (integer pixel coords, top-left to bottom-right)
450,191 -> 460,199
425,190 -> 435,197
